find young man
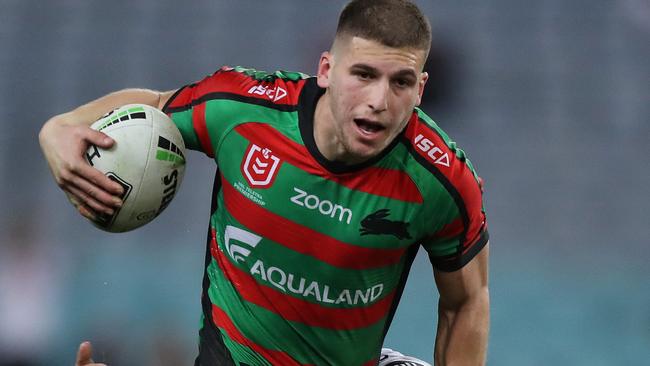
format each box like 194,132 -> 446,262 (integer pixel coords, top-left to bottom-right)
41,0 -> 489,365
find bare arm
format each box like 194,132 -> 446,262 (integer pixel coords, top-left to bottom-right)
433,244 -> 490,366
38,88 -> 177,219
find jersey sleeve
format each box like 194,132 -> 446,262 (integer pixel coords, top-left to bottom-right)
421,165 -> 488,272
161,67 -> 242,158
161,66 -> 309,158
406,111 -> 489,272
162,79 -> 213,157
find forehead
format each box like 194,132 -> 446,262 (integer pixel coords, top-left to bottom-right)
333,36 -> 427,72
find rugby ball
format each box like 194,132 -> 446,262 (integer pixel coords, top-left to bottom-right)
85,104 -> 186,233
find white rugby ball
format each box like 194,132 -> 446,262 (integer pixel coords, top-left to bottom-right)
85,104 -> 186,233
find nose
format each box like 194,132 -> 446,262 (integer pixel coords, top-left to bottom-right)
367,81 -> 389,113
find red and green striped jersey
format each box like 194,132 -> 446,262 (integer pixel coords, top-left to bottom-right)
163,66 -> 488,366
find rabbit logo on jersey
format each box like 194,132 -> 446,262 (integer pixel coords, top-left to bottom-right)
224,225 -> 384,306
241,143 -> 282,188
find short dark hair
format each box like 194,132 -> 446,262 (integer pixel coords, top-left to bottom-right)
336,0 -> 432,53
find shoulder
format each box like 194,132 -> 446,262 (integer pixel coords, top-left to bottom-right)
401,108 -> 484,196
400,109 -> 488,270
166,66 -> 313,112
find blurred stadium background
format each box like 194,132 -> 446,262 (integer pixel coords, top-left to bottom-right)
1,0 -> 648,365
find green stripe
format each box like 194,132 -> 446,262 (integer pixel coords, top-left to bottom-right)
205,99 -> 300,156
169,97 -> 301,157
168,109 -> 201,151
232,66 -> 310,82
220,333 -> 272,366
155,149 -> 185,164
127,106 -> 145,113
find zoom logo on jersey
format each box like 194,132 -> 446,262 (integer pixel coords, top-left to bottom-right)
247,84 -> 287,102
241,144 -> 282,188
414,133 -> 450,167
224,225 -> 384,306
290,187 -> 353,224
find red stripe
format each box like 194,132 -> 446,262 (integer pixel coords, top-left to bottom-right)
189,67 -> 306,106
210,229 -> 396,330
211,304 -> 310,366
192,102 -> 214,157
235,123 -> 423,203
222,176 -> 407,269
165,85 -> 195,110
404,118 -> 486,250
431,218 -> 464,240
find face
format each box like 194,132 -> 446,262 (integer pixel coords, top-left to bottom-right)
316,36 -> 428,163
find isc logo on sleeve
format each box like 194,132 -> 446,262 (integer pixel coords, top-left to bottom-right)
413,133 -> 450,167
247,85 -> 287,102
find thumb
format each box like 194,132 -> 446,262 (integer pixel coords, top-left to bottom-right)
83,127 -> 114,149
76,341 -> 107,366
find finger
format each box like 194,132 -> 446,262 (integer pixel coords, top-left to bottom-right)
65,191 -> 81,208
76,341 -> 94,365
68,172 -> 123,210
76,341 -> 107,366
82,128 -> 115,149
74,161 -> 124,196
78,204 -> 98,221
66,184 -> 113,217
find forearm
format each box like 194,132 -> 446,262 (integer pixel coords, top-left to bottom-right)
434,288 -> 489,366
38,88 -> 171,216
46,88 -> 164,127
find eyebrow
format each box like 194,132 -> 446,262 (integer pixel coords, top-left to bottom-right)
349,63 -> 418,79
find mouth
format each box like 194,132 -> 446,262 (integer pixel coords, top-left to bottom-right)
354,118 -> 386,136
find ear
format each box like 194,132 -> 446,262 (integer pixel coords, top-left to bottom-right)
317,51 -> 333,89
415,71 -> 429,107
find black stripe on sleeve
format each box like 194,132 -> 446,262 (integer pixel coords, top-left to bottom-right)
162,85 -> 190,114
429,230 -> 489,272
164,92 -> 299,114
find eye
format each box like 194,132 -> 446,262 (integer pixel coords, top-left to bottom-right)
356,71 -> 371,80
394,78 -> 414,88
351,68 -> 375,81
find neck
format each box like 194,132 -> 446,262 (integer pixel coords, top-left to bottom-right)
313,91 -> 366,165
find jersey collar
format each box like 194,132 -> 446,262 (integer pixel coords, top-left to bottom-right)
298,78 -> 404,175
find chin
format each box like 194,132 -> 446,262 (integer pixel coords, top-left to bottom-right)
344,141 -> 382,162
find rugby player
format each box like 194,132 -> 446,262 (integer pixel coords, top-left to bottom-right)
41,0 -> 489,364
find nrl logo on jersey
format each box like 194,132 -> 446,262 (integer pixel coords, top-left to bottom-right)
247,84 -> 287,102
241,143 -> 282,189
